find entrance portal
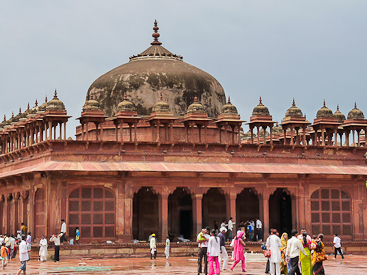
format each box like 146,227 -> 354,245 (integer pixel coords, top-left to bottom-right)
132,187 -> 159,241
202,188 -> 226,230
269,188 -> 292,234
168,188 -> 193,240
236,188 -> 259,225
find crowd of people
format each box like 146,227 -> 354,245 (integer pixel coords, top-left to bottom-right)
264,228 -> 339,275
0,219 -> 68,274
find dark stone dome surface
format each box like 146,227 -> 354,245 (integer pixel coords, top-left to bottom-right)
87,58 -> 226,118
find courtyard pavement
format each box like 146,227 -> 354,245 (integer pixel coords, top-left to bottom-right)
0,253 -> 365,274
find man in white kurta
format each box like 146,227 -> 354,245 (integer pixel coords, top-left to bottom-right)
39,236 -> 48,262
266,230 -> 282,275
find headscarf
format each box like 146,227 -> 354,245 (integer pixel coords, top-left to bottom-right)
280,233 -> 288,248
232,231 -> 245,261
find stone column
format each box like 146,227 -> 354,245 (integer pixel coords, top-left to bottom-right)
262,189 -> 270,239
226,191 -> 237,229
192,193 -> 203,235
270,126 -> 273,145
124,192 -> 133,241
160,192 -> 169,241
48,121 -> 52,140
64,122 -> 67,140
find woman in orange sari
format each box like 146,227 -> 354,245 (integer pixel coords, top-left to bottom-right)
312,234 -> 326,275
280,233 -> 288,274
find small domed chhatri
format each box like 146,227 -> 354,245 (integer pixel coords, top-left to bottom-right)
117,94 -> 137,113
83,95 -> 102,111
316,100 -> 333,118
187,97 -> 206,114
152,94 -> 172,115
252,97 -> 270,116
37,96 -> 48,113
220,97 -> 238,115
46,90 -> 66,111
333,105 -> 346,123
347,102 -> 364,120
285,99 -> 303,117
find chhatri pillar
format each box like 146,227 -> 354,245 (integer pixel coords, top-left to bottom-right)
280,99 -> 310,146
215,97 -> 245,145
247,97 -> 276,145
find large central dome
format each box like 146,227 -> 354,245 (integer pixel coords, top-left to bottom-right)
87,21 -> 226,118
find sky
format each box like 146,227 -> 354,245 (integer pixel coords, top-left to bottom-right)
0,1 -> 366,137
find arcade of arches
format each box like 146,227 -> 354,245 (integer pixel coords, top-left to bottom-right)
0,177 -> 364,243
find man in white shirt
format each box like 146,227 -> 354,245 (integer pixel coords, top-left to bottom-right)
256,218 -> 262,241
60,219 -> 67,244
8,235 -> 16,260
197,227 -> 209,275
333,233 -> 344,259
50,232 -> 63,262
287,229 -> 307,275
227,217 -> 235,242
16,236 -> 29,275
149,233 -> 157,259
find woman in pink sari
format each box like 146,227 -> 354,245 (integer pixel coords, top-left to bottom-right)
230,231 -> 246,272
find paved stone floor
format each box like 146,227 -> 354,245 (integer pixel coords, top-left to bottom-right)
0,253 -> 366,274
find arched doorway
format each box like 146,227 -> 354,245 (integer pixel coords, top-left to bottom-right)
35,189 -> 46,239
68,187 -> 115,241
202,188 -> 226,229
310,189 -> 352,240
133,187 -> 159,241
269,188 -> 292,234
237,188 -> 260,237
168,188 -> 193,240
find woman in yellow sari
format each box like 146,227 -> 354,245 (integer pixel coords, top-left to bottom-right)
299,232 -> 312,275
280,232 -> 288,274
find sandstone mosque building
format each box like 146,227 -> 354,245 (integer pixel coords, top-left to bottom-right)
0,21 -> 366,243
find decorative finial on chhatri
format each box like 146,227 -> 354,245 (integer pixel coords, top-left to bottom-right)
228,96 -> 231,104
323,100 -> 326,107
54,89 -> 58,99
259,96 -> 262,104
11,112 -> 14,118
292,98 -> 296,107
354,102 -> 357,109
337,104 -> 339,111
151,20 -> 162,46
27,103 -> 30,110
194,96 -> 198,102
3,115 -> 5,122
19,107 -> 21,114
45,96 -> 48,103
35,99 -> 38,107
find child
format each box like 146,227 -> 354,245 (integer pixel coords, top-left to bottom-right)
1,244 -> 7,270
164,236 -> 170,260
75,227 -> 80,244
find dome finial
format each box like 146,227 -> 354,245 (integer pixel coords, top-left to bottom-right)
3,115 -> 5,122
27,103 -> 30,110
337,104 -> 339,111
19,107 -> 21,114
54,89 -> 58,99
45,95 -> 48,103
323,100 -> 326,107
35,99 -> 38,107
228,96 -> 231,104
354,102 -> 357,109
292,98 -> 296,107
151,19 -> 162,46
259,96 -> 262,104
11,111 -> 14,118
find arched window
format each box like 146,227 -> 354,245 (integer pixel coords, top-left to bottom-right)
69,187 -> 115,240
311,189 -> 352,237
